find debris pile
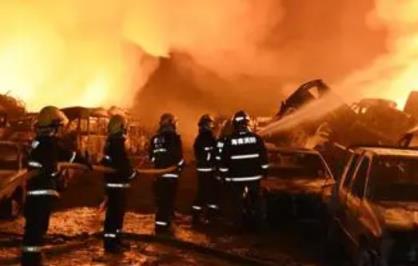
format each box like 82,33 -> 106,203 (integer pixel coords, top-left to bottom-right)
259,80 -> 418,177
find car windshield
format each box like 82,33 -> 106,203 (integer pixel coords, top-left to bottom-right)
269,151 -> 330,179
0,144 -> 19,170
368,155 -> 418,202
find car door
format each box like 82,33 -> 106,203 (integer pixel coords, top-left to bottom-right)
345,154 -> 371,253
334,151 -> 363,246
338,152 -> 362,205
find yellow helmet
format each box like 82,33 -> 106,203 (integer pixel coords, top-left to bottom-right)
108,114 -> 127,135
36,106 -> 69,128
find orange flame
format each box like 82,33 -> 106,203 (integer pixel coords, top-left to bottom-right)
0,1 -> 158,112
0,0 -> 280,113
338,0 -> 418,109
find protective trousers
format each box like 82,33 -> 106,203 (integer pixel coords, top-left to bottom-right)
226,181 -> 264,229
192,172 -> 220,218
21,196 -> 54,266
154,177 -> 178,231
104,188 -> 127,252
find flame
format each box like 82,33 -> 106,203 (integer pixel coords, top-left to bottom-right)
0,1 -> 157,112
0,0 -> 280,113
338,0 -> 418,110
6,0 -> 412,116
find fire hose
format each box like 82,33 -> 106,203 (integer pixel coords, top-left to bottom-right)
57,162 -> 178,175
0,164 -> 177,201
62,163 -> 179,211
2,163 -> 177,188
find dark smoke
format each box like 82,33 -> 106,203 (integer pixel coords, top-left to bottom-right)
134,0 -> 387,143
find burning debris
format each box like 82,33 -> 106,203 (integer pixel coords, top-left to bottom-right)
0,93 -> 25,120
260,79 -> 418,148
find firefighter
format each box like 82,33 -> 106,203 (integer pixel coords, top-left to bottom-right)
149,113 -> 184,234
22,106 -> 90,266
214,119 -> 233,215
215,119 -> 234,168
101,114 -> 137,253
191,114 -> 218,224
218,111 -> 268,230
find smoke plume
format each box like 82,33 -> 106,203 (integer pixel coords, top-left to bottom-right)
134,0 -> 388,139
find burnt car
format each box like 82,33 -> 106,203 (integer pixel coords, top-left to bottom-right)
326,146 -> 418,266
61,107 -> 109,163
5,113 -> 37,145
351,99 -> 416,144
399,126 -> 418,148
260,80 -> 417,150
262,147 -> 335,224
404,91 -> 418,121
0,141 -> 27,219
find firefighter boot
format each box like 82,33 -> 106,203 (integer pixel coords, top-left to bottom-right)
191,206 -> 203,226
21,252 -> 43,266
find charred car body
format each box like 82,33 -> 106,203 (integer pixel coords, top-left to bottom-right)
262,146 -> 334,223
327,146 -> 418,266
61,106 -> 149,163
399,125 -> 418,148
267,80 -> 416,147
61,107 -> 110,163
0,94 -> 29,143
261,80 -> 417,178
0,141 -> 27,219
5,113 -> 37,146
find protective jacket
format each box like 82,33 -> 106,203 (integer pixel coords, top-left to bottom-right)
27,135 -> 85,195
194,130 -> 217,173
149,129 -> 184,175
219,130 -> 268,182
102,134 -> 136,188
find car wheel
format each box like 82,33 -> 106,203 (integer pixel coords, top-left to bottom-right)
356,243 -> 377,266
9,198 -> 21,218
0,197 -> 22,219
322,220 -> 345,265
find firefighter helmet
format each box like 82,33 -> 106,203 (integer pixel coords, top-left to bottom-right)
159,113 -> 177,128
198,114 -> 214,129
36,106 -> 69,128
108,114 -> 127,135
232,110 -> 250,129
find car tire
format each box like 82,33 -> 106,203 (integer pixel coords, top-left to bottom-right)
0,197 -> 22,219
9,198 -> 21,218
356,244 -> 377,266
322,220 -> 345,265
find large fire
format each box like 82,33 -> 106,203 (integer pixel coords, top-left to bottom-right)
338,0 -> 418,109
0,1 -> 157,111
0,0 -> 279,112
0,0 -> 417,113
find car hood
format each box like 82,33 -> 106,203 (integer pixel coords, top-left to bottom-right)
371,201 -> 418,232
262,177 -> 335,195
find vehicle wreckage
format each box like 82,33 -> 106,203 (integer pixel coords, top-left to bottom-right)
259,79 -> 418,177
0,141 -> 27,218
326,146 -> 418,266
261,79 -> 417,148
262,146 -> 335,223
